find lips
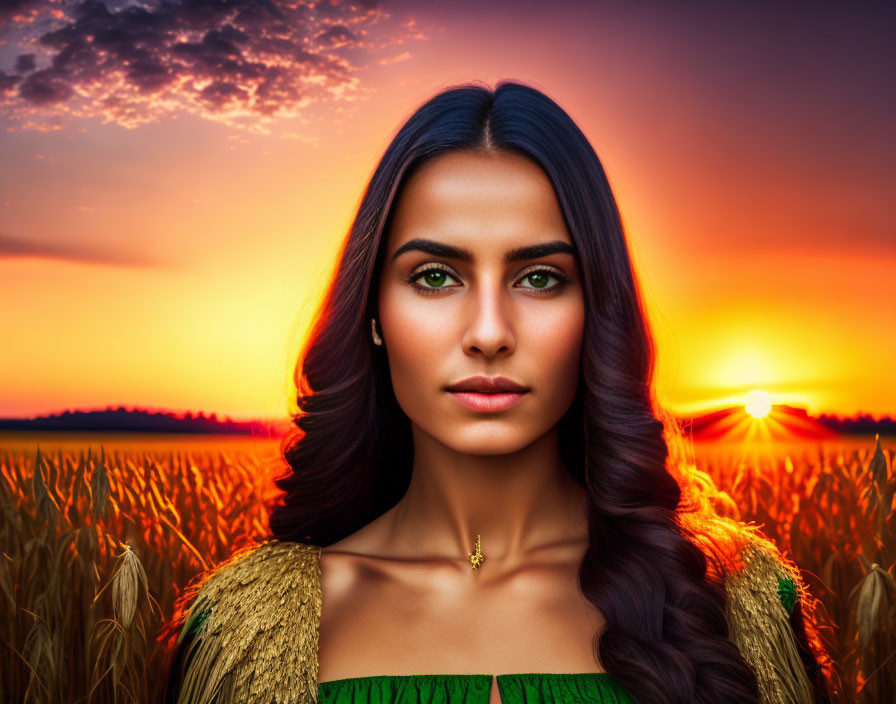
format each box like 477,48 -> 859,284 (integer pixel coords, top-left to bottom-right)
447,389 -> 528,413
445,375 -> 529,393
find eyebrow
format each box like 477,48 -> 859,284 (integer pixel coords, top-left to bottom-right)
390,238 -> 578,264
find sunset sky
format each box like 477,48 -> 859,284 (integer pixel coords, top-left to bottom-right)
1,1 -> 893,422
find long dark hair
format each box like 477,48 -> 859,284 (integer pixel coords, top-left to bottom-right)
269,80 -> 802,703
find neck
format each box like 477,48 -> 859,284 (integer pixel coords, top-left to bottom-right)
385,424 -> 589,566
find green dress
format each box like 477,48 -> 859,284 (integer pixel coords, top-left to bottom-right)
316,671 -> 636,703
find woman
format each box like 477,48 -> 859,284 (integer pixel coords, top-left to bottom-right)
164,81 -> 832,704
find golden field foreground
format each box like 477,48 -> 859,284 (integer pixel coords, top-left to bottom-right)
0,431 -> 894,703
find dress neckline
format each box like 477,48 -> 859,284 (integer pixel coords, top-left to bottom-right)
318,672 -> 615,686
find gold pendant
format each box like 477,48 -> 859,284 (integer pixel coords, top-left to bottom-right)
469,533 -> 485,570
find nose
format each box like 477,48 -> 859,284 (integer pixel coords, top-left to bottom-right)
460,272 -> 516,358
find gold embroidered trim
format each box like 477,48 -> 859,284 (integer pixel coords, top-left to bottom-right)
173,539 -> 322,704
724,535 -> 815,704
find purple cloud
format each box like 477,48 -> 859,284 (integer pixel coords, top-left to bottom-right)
0,233 -> 170,267
0,0 -> 425,130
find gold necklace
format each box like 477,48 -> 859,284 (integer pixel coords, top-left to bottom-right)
469,533 -> 485,570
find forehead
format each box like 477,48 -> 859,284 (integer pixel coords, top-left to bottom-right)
383,150 -> 572,256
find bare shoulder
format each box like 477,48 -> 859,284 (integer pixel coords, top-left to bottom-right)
318,520 -> 397,620
318,510 -> 409,592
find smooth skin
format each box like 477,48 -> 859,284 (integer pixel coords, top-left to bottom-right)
318,150 -> 605,703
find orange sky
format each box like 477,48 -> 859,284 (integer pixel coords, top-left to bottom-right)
0,1 -> 892,421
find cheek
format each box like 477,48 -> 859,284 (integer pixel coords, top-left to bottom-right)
377,288 -> 448,394
524,302 -> 584,398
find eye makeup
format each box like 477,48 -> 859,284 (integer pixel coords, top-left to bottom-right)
405,263 -> 571,296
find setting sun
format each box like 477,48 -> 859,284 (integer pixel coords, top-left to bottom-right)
745,390 -> 772,418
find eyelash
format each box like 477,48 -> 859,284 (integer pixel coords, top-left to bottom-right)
406,264 -> 570,296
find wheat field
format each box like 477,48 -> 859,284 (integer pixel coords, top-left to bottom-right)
0,432 -> 893,703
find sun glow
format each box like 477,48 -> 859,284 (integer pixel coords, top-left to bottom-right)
745,390 -> 772,418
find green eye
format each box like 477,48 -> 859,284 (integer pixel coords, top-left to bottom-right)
408,265 -> 568,295
524,271 -> 551,289
422,270 -> 449,288
408,267 -> 459,293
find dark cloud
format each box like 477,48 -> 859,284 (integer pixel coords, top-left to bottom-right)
14,54 -> 37,73
0,72 -> 20,94
0,233 -> 168,267
1,0 -> 422,129
19,69 -> 74,104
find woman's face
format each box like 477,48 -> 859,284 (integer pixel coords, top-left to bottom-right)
376,149 -> 585,455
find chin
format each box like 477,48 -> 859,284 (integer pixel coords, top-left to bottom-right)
434,424 -> 539,455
